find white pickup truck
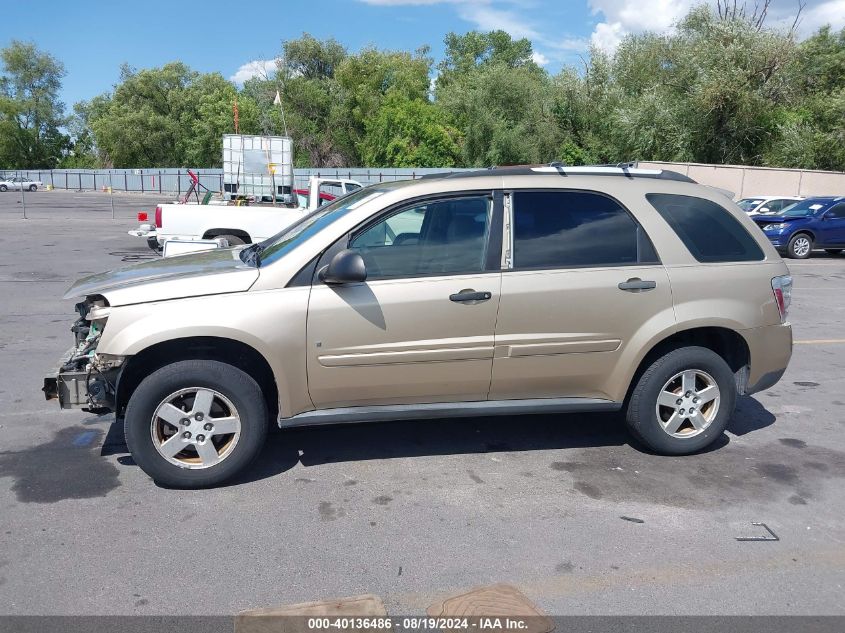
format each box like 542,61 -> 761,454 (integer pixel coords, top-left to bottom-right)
130,178 -> 362,252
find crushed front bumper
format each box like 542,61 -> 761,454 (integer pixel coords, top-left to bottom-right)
43,346 -> 90,409
43,347 -> 122,412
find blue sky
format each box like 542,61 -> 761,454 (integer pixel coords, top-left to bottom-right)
2,0 -> 842,108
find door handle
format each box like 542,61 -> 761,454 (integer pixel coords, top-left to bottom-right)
618,278 -> 656,292
450,289 -> 492,302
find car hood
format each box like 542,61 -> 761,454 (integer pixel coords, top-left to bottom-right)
752,215 -> 803,225
64,247 -> 259,306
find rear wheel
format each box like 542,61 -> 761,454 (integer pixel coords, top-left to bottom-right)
0,185 -> 7,192
215,234 -> 246,246
124,360 -> 268,488
787,233 -> 813,259
824,249 -> 842,255
28,184 -> 37,191
625,346 -> 736,455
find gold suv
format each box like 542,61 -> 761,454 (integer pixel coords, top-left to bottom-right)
44,166 -> 794,487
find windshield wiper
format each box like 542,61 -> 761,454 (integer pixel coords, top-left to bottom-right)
239,243 -> 263,267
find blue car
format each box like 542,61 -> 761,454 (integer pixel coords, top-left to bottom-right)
753,196 -> 845,259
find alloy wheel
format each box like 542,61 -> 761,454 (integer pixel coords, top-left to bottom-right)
793,237 -> 811,257
150,387 -> 241,469
655,369 -> 721,438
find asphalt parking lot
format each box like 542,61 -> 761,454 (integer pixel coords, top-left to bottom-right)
0,189 -> 843,616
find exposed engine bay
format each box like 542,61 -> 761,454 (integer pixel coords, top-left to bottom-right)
42,296 -> 123,412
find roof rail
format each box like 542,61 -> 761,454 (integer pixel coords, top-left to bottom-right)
419,163 -> 696,183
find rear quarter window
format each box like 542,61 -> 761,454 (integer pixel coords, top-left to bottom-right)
646,193 -> 764,263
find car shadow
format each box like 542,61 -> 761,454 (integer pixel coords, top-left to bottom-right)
727,395 -> 776,436
102,396 -> 777,488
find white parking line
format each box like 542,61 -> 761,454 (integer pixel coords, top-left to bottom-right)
794,339 -> 845,345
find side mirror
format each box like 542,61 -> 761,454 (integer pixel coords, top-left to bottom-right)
759,207 -> 770,214
319,249 -> 367,285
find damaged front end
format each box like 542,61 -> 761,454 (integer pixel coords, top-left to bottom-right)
42,297 -> 124,413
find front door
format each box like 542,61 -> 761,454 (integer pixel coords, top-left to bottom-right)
307,193 -> 502,409
820,203 -> 845,246
490,190 -> 675,402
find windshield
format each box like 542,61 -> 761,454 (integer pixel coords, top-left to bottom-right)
737,199 -> 762,211
257,187 -> 387,266
781,200 -> 828,218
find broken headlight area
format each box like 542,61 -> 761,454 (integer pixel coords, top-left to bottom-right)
43,296 -> 124,412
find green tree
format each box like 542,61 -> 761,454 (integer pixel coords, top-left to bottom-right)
178,72 -> 260,166
78,63 -> 251,167
766,26 -> 845,170
608,6 -> 801,165
436,32 -> 555,166
0,40 -> 68,168
360,93 -> 460,167
84,62 -> 194,167
276,34 -> 352,166
336,46 -> 432,160
436,30 -> 539,90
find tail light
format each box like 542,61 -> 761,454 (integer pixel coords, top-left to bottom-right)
771,275 -> 792,322
154,205 -> 162,228
137,211 -> 148,222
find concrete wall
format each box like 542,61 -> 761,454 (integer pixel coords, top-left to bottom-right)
639,161 -> 845,199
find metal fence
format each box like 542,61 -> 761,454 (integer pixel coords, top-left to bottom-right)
0,167 -> 470,195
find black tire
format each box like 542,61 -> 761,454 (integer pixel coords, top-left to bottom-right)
824,249 -> 842,255
216,234 -> 246,246
625,346 -> 736,455
28,184 -> 37,191
786,233 -> 813,259
0,185 -> 7,192
124,360 -> 268,488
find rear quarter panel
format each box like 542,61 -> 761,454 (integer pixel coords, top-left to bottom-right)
570,179 -> 790,398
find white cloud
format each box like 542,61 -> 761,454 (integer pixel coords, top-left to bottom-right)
532,51 -> 550,65
590,21 -> 626,51
587,1 -> 843,54
588,0 -> 694,52
229,59 -> 279,84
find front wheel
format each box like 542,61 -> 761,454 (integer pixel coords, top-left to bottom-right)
787,233 -> 813,259
124,360 -> 268,487
625,346 -> 736,455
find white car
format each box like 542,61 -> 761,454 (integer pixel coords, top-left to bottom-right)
0,176 -> 43,192
737,195 -> 803,216
130,177 -> 363,256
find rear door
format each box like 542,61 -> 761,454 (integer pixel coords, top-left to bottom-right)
490,190 -> 674,402
306,192 -> 503,409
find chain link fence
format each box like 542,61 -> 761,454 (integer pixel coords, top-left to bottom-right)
0,167 -> 470,195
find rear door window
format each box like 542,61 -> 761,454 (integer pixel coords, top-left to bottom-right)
647,193 -> 764,263
511,191 -> 658,270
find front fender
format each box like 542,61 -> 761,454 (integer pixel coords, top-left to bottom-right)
97,287 -> 312,418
